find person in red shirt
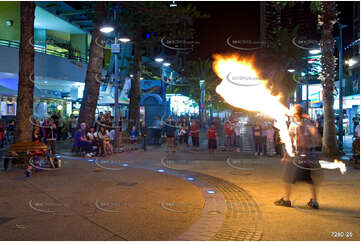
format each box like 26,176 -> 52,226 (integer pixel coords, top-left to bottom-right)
207,123 -> 218,153
189,120 -> 200,150
224,121 -> 234,151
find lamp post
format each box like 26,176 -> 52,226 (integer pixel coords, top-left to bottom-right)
100,8 -> 131,153
199,79 -> 205,128
337,23 -> 348,153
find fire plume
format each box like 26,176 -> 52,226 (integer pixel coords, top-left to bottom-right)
212,53 -> 294,156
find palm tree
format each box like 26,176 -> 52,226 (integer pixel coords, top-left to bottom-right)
16,2 -> 35,142
257,26 -> 305,106
177,58 -> 221,121
118,2 -> 208,130
316,2 -> 338,156
78,2 -> 106,128
274,1 -> 339,156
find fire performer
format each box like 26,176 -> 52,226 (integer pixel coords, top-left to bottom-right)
274,104 -> 321,209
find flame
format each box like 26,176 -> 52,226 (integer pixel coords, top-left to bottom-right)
212,53 -> 294,156
319,159 -> 347,174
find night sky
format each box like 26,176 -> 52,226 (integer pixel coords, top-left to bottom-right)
189,1 -> 356,60
191,1 -> 260,59
66,1 -> 357,60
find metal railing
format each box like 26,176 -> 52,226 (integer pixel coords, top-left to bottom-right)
0,39 -> 89,64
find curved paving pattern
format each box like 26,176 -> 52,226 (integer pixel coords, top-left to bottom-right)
57,154 -> 264,241
158,156 -> 264,241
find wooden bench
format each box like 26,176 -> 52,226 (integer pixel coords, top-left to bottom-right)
3,142 -> 49,169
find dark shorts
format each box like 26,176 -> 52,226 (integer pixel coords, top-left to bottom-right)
179,135 -> 188,144
283,157 -> 315,184
192,136 -> 199,147
208,139 -> 217,149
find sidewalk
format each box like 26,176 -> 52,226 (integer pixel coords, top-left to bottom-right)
0,137 -> 359,240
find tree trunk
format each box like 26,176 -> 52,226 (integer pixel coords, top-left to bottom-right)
78,2 -> 106,129
320,1 -> 338,156
128,25 -> 142,131
16,2 -> 35,142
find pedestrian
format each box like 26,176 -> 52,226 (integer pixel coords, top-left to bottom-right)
152,116 -> 162,145
224,121 -> 234,151
62,116 -> 70,140
0,120 -> 5,148
140,121 -> 147,151
46,120 -> 57,154
253,121 -> 263,156
266,123 -> 275,156
207,122 -> 218,154
33,127 -> 41,143
6,119 -> 16,144
51,111 -> 59,127
129,125 -> 138,150
57,115 -> 64,141
69,114 -> 77,139
274,104 -> 321,209
178,120 -> 188,152
164,117 -> 176,153
189,120 -> 200,151
233,119 -> 241,152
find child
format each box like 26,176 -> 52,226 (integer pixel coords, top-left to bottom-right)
129,125 -> 138,150
208,123 -> 218,153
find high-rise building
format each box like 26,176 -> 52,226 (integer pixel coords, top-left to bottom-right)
260,2 -> 319,44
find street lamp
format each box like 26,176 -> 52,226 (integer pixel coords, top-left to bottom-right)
155,57 -> 164,63
345,58 -> 357,67
199,79 -> 206,128
337,22 -> 348,153
163,62 -> 171,67
118,37 -> 131,43
100,9 -> 132,153
287,69 -> 295,73
309,49 -> 321,55
100,25 -> 114,34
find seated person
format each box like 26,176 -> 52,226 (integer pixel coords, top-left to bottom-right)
87,126 -> 99,155
74,122 -> 94,157
97,126 -> 113,156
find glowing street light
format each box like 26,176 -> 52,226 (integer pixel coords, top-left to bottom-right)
345,58 -> 357,66
287,69 -> 295,73
100,25 -> 114,34
163,62 -> 171,67
309,49 -> 321,55
118,37 -> 131,43
155,57 -> 164,63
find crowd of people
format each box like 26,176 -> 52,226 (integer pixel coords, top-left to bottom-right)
1,108 -> 360,160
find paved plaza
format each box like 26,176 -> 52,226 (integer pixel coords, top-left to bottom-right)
0,135 -> 359,241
